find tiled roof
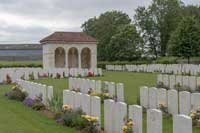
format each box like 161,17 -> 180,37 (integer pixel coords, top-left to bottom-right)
40,32 -> 97,44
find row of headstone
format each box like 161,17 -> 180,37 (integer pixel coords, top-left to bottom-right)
106,64 -> 200,75
104,100 -> 192,133
63,90 -> 101,127
0,67 -> 103,83
140,86 -> 200,115
69,78 -> 124,102
16,79 -> 53,105
157,74 -> 200,91
69,68 -> 103,77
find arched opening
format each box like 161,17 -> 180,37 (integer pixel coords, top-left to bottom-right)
55,47 -> 66,68
81,47 -> 91,69
68,47 -> 79,68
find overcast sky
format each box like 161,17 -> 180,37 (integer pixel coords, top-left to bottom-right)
0,0 -> 199,44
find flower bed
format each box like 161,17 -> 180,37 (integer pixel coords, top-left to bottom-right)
4,85 -> 100,133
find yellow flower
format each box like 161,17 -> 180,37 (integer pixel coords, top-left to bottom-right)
62,104 -> 72,111
81,115 -> 99,122
122,125 -> 128,131
127,121 -> 134,127
190,111 -> 197,118
103,93 -> 110,97
159,102 -> 167,107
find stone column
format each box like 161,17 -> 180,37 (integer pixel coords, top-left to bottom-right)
78,51 -> 81,69
65,47 -> 69,68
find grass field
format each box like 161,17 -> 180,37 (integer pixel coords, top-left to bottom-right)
1,71 -> 200,133
0,60 -> 42,67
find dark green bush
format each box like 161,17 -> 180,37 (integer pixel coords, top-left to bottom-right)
97,60 -> 151,69
154,57 -> 178,64
32,95 -> 46,111
32,102 -> 46,110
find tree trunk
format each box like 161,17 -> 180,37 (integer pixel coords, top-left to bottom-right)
187,56 -> 190,64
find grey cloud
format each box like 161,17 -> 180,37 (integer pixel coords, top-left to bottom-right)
0,0 -> 199,43
0,25 -> 51,43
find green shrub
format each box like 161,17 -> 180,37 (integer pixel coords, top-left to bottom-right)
48,94 -> 63,113
0,61 -> 42,68
62,108 -> 86,129
7,86 -> 27,101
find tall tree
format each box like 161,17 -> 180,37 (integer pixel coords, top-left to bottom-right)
107,24 -> 142,61
182,5 -> 200,23
82,11 -> 131,61
134,6 -> 160,58
134,0 -> 182,57
168,17 -> 200,63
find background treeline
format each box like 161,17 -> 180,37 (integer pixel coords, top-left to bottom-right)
81,0 -> 200,63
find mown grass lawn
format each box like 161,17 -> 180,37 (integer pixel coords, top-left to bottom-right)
0,85 -> 77,133
1,71 -> 200,133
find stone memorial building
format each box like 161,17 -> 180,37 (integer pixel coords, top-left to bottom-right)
40,32 -> 97,69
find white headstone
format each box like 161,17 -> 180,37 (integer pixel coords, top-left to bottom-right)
81,94 -> 91,115
104,99 -> 115,133
173,115 -> 192,133
114,102 -> 127,133
149,87 -> 157,109
169,75 -> 176,89
147,109 -> 162,133
179,91 -> 191,115
191,93 -> 200,111
176,75 -> 182,86
163,75 -> 169,87
74,92 -> 82,109
168,89 -> 178,115
108,82 -> 115,97
157,74 -> 163,84
129,105 -> 142,133
63,90 -> 74,107
157,88 -> 167,109
189,76 -> 196,91
116,83 -> 124,102
95,80 -> 102,93
91,96 -> 101,128
140,86 -> 149,108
